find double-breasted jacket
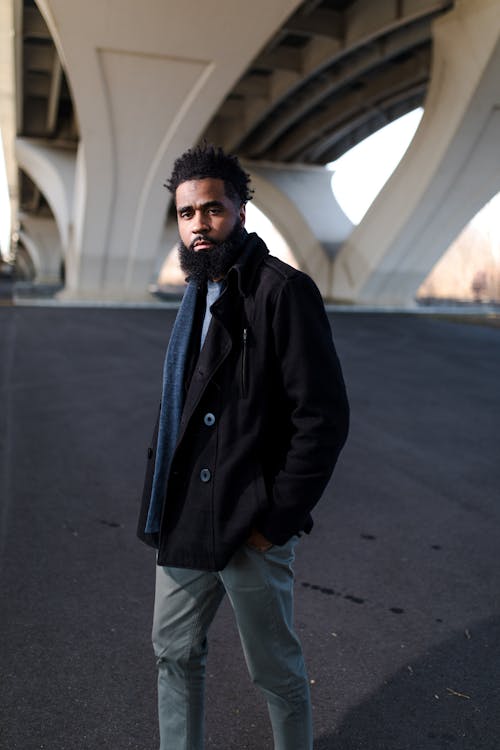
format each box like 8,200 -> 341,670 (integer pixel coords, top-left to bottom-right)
137,233 -> 349,570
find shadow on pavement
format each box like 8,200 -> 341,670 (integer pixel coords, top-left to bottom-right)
316,616 -> 499,750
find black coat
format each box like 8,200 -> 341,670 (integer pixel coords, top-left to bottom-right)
137,233 -> 349,570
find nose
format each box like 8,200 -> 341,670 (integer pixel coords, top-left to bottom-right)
192,210 -> 210,235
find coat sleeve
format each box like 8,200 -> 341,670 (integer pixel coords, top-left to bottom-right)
256,272 -> 349,545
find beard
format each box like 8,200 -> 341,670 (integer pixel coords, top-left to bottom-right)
178,221 -> 247,286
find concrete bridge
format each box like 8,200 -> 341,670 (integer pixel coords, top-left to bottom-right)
1,0 -> 500,305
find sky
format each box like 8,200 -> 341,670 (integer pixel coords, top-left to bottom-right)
328,108 -> 424,224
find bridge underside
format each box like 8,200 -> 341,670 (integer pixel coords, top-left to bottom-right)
2,0 -> 500,305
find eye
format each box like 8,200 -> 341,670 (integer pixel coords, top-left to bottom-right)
178,209 -> 193,219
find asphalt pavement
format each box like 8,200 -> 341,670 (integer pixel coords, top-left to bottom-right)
0,305 -> 499,750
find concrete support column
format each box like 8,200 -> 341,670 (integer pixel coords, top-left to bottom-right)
331,0 -> 500,307
18,213 -> 63,284
33,0 -> 302,301
0,0 -> 19,259
14,138 -> 74,284
246,163 -> 353,297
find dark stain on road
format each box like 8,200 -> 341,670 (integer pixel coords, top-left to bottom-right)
302,583 -> 408,614
302,581 -> 365,604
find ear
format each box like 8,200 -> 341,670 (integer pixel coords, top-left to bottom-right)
239,203 -> 246,226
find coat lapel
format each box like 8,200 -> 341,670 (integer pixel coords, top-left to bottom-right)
176,291 -> 235,445
175,235 -> 266,446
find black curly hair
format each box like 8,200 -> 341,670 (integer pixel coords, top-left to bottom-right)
165,143 -> 253,206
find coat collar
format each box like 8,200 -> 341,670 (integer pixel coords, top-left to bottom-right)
227,232 -> 269,297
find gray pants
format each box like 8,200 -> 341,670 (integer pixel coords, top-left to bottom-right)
152,537 -> 313,750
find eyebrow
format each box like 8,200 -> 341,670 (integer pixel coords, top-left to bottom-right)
177,200 -> 225,213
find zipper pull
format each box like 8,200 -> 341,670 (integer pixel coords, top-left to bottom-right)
242,327 -> 248,396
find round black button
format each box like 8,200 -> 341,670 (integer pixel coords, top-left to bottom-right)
200,468 -> 211,483
204,413 -> 216,427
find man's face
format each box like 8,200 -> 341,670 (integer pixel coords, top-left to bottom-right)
175,177 -> 245,252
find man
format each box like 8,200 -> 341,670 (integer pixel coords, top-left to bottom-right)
137,144 -> 349,750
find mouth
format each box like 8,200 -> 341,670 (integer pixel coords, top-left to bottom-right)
192,238 -> 215,252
